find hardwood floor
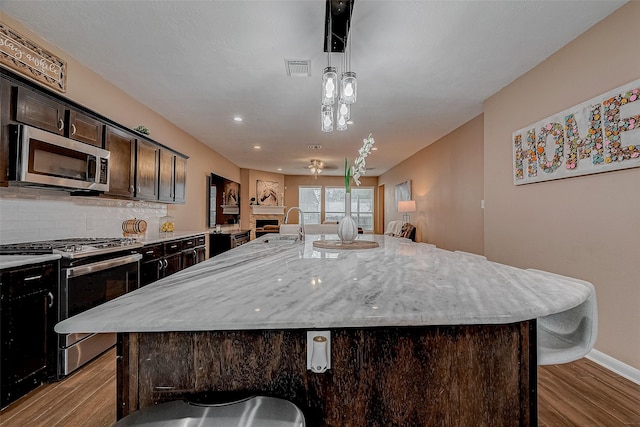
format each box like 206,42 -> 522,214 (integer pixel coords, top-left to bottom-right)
1,349 -> 638,426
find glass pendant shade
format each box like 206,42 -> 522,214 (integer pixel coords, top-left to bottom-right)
322,67 -> 338,105
338,101 -> 350,121
336,114 -> 348,131
340,71 -> 357,104
321,105 -> 334,132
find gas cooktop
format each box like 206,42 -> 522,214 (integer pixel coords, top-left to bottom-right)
0,237 -> 143,258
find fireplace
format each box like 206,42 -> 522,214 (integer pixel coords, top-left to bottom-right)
255,219 -> 280,238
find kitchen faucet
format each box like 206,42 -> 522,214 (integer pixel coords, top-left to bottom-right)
284,207 -> 305,241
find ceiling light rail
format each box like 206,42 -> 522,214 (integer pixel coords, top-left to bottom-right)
321,0 -> 356,133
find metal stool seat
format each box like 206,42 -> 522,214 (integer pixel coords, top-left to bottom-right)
114,395 -> 306,426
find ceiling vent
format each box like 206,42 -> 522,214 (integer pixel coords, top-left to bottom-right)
285,59 -> 311,77
308,144 -> 322,150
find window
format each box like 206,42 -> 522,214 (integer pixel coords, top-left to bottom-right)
298,186 -> 321,224
324,187 -> 374,231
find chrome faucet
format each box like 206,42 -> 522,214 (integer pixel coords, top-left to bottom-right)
284,207 -> 305,241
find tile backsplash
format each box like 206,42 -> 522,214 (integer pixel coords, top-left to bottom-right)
0,187 -> 167,243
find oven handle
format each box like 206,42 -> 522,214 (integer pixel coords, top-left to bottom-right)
65,253 -> 142,278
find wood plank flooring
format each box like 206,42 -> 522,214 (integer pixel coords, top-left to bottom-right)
1,349 -> 638,426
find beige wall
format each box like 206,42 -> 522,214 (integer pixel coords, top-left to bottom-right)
378,115 -> 484,253
484,3 -> 640,369
1,14 -> 239,232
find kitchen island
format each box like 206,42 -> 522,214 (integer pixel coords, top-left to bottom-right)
56,234 -> 596,425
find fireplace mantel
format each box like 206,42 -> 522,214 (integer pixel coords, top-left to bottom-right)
250,205 -> 286,215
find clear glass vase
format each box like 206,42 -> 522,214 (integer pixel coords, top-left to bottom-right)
338,192 -> 358,244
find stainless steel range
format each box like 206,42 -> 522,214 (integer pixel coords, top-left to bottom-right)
0,237 -> 143,377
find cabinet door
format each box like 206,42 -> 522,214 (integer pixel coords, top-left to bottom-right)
174,156 -> 187,204
67,110 -> 104,147
158,149 -> 175,202
1,77 -> 10,185
104,126 -> 135,198
163,253 -> 182,277
140,259 -> 163,287
1,262 -> 57,408
15,86 -> 65,135
136,139 -> 159,200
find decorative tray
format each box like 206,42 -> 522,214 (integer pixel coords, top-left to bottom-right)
312,240 -> 379,250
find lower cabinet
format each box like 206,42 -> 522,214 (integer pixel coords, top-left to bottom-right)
139,234 -> 206,287
1,260 -> 58,409
209,230 -> 250,257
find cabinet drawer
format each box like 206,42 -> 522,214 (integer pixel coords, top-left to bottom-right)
195,235 -> 206,247
164,240 -> 182,255
2,262 -> 57,299
140,244 -> 163,261
181,237 -> 197,249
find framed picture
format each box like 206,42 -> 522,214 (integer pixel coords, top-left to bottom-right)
224,181 -> 239,205
256,180 -> 279,206
395,181 -> 411,209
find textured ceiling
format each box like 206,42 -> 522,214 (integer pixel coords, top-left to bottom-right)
0,1 -> 626,176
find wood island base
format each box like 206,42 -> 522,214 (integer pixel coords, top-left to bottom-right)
117,322 -> 537,426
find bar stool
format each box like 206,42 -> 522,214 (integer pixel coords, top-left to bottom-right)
114,395 -> 306,426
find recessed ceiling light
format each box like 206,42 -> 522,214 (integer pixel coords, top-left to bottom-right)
277,168 -> 282,171
346,120 -> 354,125
233,116 -> 243,122
372,147 -> 378,151
254,145 -> 261,150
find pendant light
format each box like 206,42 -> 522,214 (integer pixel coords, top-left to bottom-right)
340,17 -> 357,105
321,8 -> 337,107
321,105 -> 334,132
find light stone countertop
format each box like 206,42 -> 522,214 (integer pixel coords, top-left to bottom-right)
55,234 -> 595,338
138,231 -> 208,245
0,254 -> 61,270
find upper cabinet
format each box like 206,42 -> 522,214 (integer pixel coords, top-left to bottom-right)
104,125 -> 135,198
174,156 -> 187,204
135,139 -> 159,200
15,87 -> 103,147
158,149 -> 187,204
1,70 -> 187,204
66,110 -> 103,147
14,87 -> 65,135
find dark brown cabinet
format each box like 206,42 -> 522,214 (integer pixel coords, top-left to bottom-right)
159,150 -> 187,204
174,156 -> 187,204
1,261 -> 58,409
182,235 -> 207,268
209,230 -> 250,257
158,149 -> 175,202
135,139 -> 159,200
139,234 -> 206,287
14,86 -> 66,135
2,70 -> 187,203
105,126 -> 135,198
66,110 -> 103,147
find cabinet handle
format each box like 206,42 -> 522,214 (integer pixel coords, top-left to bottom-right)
137,187 -> 141,193
163,259 -> 168,269
146,250 -> 155,255
170,244 -> 178,249
57,119 -> 64,131
24,274 -> 43,282
70,123 -> 77,135
47,291 -> 54,309
129,185 -> 134,193
193,249 -> 197,258
157,260 -> 164,271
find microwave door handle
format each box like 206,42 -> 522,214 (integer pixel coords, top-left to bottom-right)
87,155 -> 97,183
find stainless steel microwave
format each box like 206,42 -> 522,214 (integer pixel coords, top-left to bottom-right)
9,124 -> 110,192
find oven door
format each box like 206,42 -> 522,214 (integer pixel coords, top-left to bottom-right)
59,253 -> 141,376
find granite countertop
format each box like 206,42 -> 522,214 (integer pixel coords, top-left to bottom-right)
56,234 -> 594,336
0,254 -> 62,270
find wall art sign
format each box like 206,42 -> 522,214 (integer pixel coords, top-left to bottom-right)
513,79 -> 640,185
395,180 -> 411,208
256,180 -> 279,206
0,22 -> 67,93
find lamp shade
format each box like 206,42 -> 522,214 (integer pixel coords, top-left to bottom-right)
398,200 -> 416,213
